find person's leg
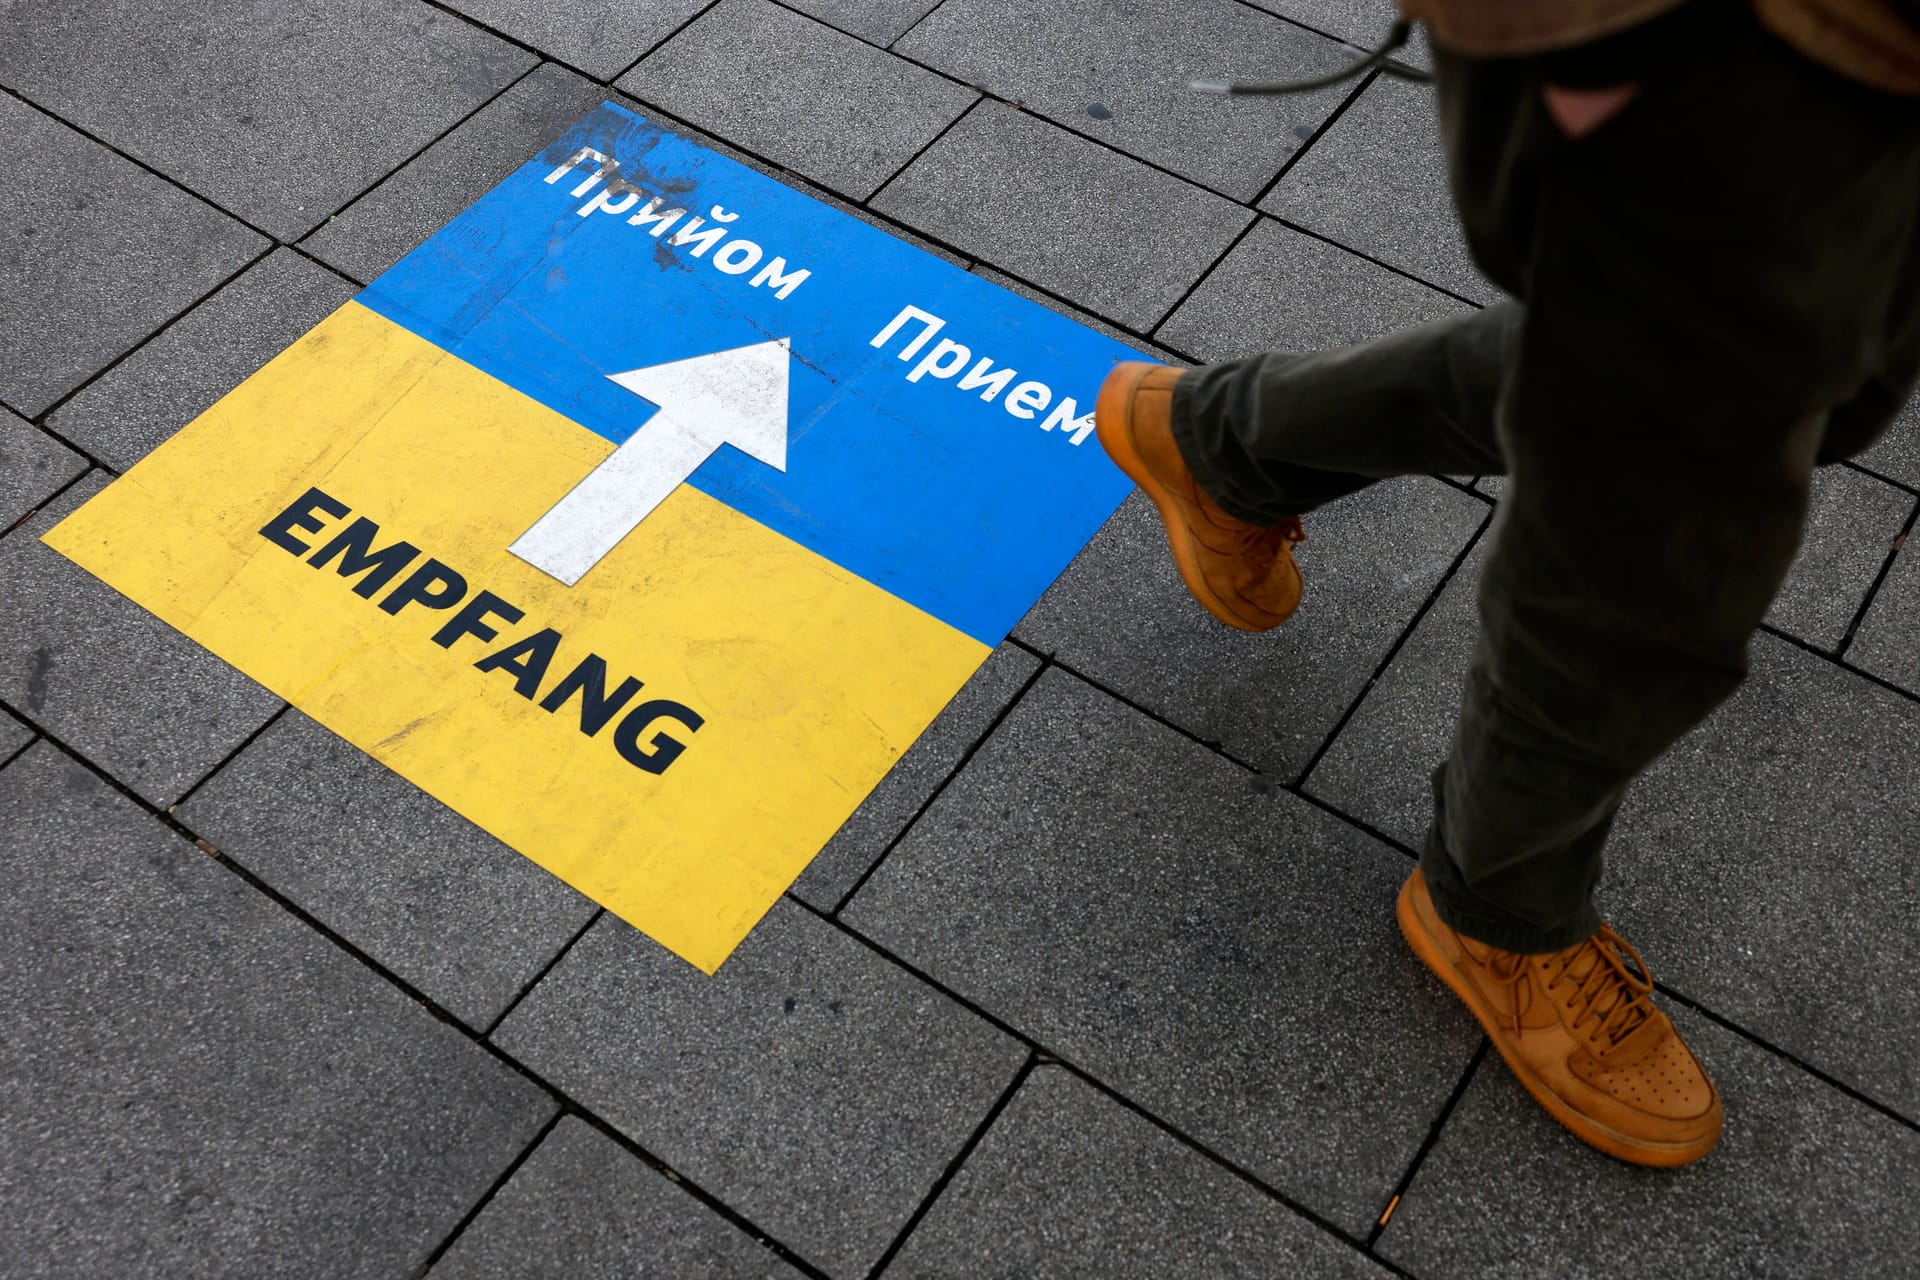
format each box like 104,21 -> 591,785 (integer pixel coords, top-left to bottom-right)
1170,305 -> 1516,522
1418,25 -> 1920,953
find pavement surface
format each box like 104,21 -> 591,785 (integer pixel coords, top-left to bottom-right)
2,2 -> 1917,1277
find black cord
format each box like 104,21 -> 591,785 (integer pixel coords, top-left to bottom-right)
1191,21 -> 1431,95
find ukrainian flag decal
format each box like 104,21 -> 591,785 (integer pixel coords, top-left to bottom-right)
44,103 -> 1140,971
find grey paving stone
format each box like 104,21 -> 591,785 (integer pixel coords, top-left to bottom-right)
793,643 -> 1040,910
622,0 -> 977,200
784,0 -> 942,45
1018,478 -> 1485,778
1309,552 -> 1920,1115
178,711 -> 597,1030
437,0 -> 708,80
0,94 -> 265,419
0,411 -> 85,530
873,103 -> 1254,330
304,63 -> 608,283
970,266 -> 1179,362
1261,74 -> 1496,304
843,669 -> 1483,1235
434,1117 -> 803,1279
1764,464 -> 1914,650
0,0 -> 535,240
1247,0 -> 1416,55
1849,532 -> 1920,694
45,250 -> 357,472
0,475 -> 283,807
492,899 -> 1025,1278
1157,217 -> 1466,361
1302,539 -> 1480,846
1856,391 -> 1920,487
0,740 -> 556,1279
1378,1007 -> 1920,1280
895,0 -> 1352,201
889,1066 -> 1392,1279
0,716 -> 31,764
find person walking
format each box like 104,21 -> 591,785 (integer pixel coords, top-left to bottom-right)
1095,0 -> 1920,1166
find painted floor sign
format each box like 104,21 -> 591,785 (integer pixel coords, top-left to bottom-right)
45,103 -> 1140,971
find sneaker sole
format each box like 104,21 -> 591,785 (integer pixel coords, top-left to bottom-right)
1094,366 -> 1290,634
1396,880 -> 1722,1168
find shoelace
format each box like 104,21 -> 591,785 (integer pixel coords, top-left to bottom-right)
1236,516 -> 1307,565
1488,925 -> 1655,1050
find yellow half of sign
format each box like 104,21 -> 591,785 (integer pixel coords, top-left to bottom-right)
43,301 -> 989,972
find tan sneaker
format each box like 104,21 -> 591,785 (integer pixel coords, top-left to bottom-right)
1094,362 -> 1305,632
1397,868 -> 1723,1167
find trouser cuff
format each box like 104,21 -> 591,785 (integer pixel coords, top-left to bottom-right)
1169,364 -> 1285,525
1418,830 -> 1601,955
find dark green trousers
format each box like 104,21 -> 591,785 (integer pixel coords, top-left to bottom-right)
1172,15 -> 1920,952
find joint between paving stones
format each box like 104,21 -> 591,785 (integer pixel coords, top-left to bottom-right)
412,1109 -> 566,1277
29,241 -> 278,444
1650,981 -> 1920,1134
0,84 -> 280,244
827,654 -> 1052,917
5,707 -> 842,1277
1292,506 -> 1496,791
1835,494 -> 1920,659
169,703 -> 293,811
1365,1038 -> 1490,1249
1758,619 -> 1920,712
293,60 -> 546,259
3,464 -> 97,539
481,908 -> 607,1040
1245,67 -> 1382,211
792,894 -> 1408,1277
862,1051 -> 1040,1277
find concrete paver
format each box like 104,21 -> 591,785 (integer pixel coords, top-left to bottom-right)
1310,553 -> 1920,1116
1158,216 -> 1466,358
845,669 -> 1483,1236
1849,533 -> 1920,694
303,63 -> 608,283
793,643 -> 1040,910
785,0 -> 944,45
435,0 -> 709,81
434,1117 -> 804,1278
1856,394 -> 1919,486
0,93 -> 265,419
1379,1008 -> 1920,1280
178,711 -> 597,1030
1018,480 -> 1485,777
971,265 -> 1181,361
0,410 -> 85,529
492,900 -> 1026,1277
888,1066 -> 1395,1279
1304,539 -> 1482,844
0,741 -> 555,1278
1262,74 -> 1496,304
1763,465 -> 1914,650
894,0 -> 1352,201
45,250 -> 358,472
0,0 -> 536,240
872,102 -> 1254,329
1250,0 -> 1415,51
623,0 -> 977,200
0,476 -> 284,807
0,715 -> 31,764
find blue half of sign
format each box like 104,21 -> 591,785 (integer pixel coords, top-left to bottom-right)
358,102 -> 1141,648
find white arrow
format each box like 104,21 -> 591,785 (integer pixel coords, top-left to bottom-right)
510,338 -> 793,585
